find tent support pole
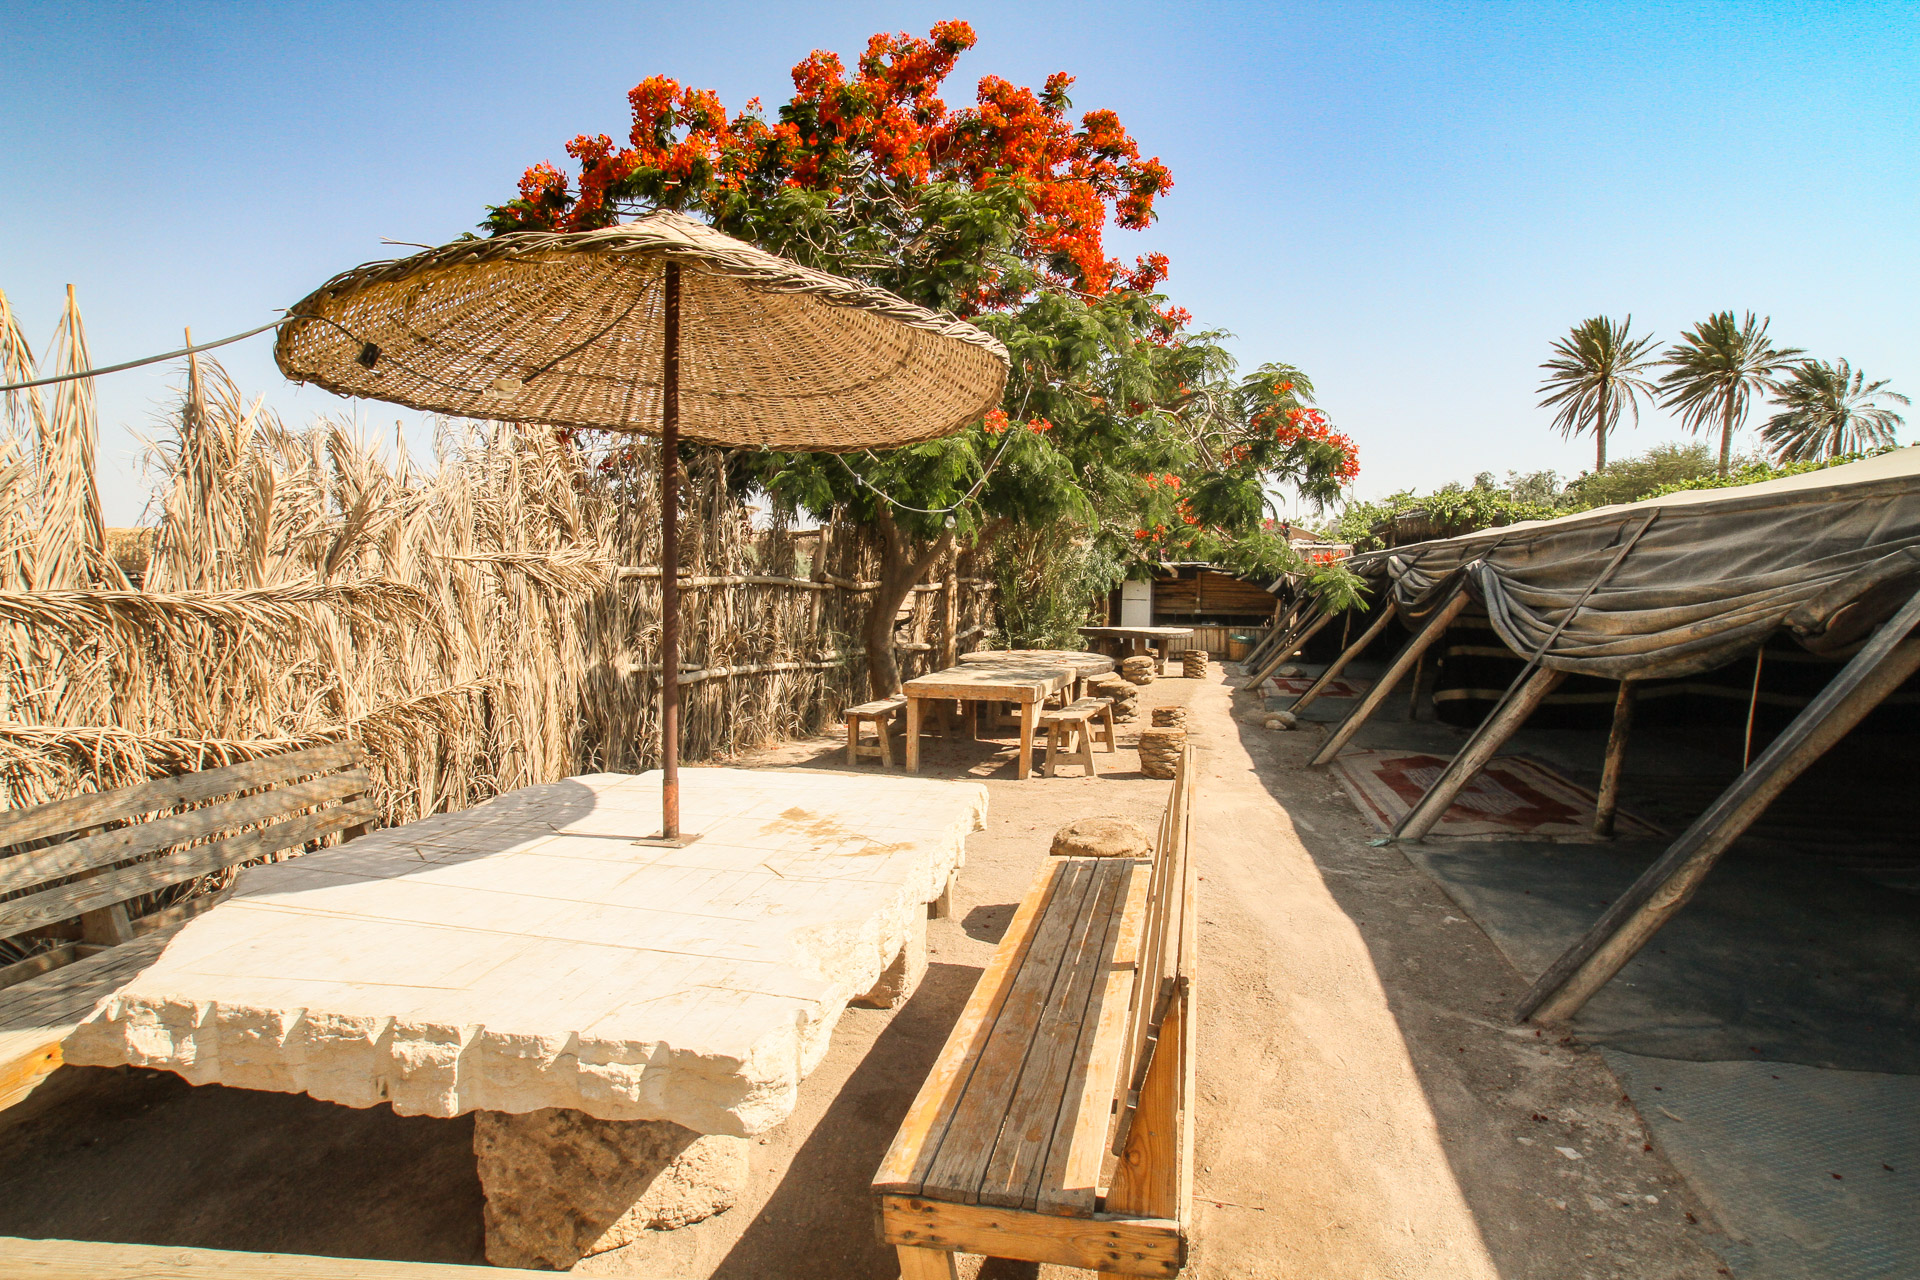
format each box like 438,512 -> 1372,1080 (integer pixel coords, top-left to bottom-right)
1242,606 -> 1335,691
659,262 -> 682,840
1241,599 -> 1304,673
1311,586 -> 1471,767
1593,681 -> 1637,838
1291,603 -> 1395,715
1518,593 -> 1920,1024
1392,665 -> 1567,840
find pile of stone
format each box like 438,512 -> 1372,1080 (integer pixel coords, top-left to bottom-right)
1137,725 -> 1186,778
1120,654 -> 1157,685
1181,649 -> 1209,679
1088,674 -> 1139,720
1151,706 -> 1189,729
1049,817 -> 1153,859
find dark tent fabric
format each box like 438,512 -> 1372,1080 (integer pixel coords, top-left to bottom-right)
1347,450 -> 1920,681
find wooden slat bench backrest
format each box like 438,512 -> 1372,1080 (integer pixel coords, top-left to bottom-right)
0,742 -> 376,946
1110,743 -> 1195,1159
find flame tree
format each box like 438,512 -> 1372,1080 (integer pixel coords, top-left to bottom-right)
489,21 -> 1359,693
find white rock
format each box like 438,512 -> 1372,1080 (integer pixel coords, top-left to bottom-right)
475,1107 -> 748,1268
69,768 -> 987,1138
1264,711 -> 1299,731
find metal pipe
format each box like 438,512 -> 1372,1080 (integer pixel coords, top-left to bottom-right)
660,263 -> 682,839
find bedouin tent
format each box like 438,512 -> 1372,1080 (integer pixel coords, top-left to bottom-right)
1265,448 -> 1920,1025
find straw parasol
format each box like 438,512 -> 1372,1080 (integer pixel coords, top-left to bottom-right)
276,209 -> 1009,838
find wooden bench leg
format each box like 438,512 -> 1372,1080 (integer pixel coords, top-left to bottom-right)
1076,721 -> 1097,778
895,1244 -> 959,1280
846,716 -> 860,767
1096,705 -> 1116,752
878,716 -> 895,768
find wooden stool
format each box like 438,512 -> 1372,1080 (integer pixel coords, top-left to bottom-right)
1038,705 -> 1098,778
846,695 -> 907,766
1066,695 -> 1117,752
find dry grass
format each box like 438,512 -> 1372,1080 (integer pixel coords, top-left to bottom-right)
0,286 -> 989,960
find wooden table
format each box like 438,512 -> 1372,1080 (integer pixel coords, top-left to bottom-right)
903,660 -> 1076,780
958,649 -> 1114,699
1077,625 -> 1195,674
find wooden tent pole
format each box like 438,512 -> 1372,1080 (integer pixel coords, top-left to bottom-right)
1519,592 -> 1920,1024
1242,607 -> 1336,691
1387,512 -> 1658,833
659,263 -> 682,839
1393,664 -> 1567,839
1593,681 -> 1637,838
1310,586 -> 1471,766
1291,602 -> 1396,715
1241,598 -> 1303,671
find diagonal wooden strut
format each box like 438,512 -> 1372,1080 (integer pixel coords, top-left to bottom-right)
1517,589 -> 1920,1024
1386,512 -> 1658,840
1289,602 -> 1395,716
1240,605 -> 1334,691
1309,586 -> 1471,767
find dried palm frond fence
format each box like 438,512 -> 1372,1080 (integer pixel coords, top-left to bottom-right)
0,290 -> 992,964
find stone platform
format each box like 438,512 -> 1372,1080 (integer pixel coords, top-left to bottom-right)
66,766 -> 986,1265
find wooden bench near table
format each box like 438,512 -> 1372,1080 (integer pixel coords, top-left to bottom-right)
0,743 -> 375,1114
872,745 -> 1197,1278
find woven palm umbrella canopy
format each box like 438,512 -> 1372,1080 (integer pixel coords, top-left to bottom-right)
276,209 -> 1009,838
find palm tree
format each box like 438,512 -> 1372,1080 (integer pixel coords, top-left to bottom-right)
1657,311 -> 1803,477
1538,315 -> 1660,471
1760,359 -> 1908,462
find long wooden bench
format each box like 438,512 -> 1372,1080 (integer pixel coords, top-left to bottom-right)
872,746 -> 1196,1278
0,742 -> 376,1113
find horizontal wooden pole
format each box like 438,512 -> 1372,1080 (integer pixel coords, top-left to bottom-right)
876,1195 -> 1183,1277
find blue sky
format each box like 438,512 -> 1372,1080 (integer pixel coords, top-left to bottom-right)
4,1 -> 1915,524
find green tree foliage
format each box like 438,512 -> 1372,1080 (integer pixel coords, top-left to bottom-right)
1564,441 -> 1717,506
1537,315 -> 1659,471
1760,359 -> 1908,463
1657,311 -> 1804,477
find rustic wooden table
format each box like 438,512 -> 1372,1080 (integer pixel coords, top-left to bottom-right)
1077,625 -> 1196,674
903,660 -> 1077,780
958,649 -> 1115,700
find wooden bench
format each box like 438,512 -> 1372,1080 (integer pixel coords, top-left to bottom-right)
872,746 -> 1196,1278
1038,698 -> 1117,779
847,695 -> 910,766
0,742 -> 376,1113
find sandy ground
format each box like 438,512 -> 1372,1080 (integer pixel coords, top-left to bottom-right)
0,664 -> 1730,1278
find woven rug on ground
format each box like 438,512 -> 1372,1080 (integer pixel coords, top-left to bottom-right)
1329,750 -> 1662,840
1269,675 -> 1368,700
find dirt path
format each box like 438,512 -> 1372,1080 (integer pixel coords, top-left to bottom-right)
1,663 -> 1726,1278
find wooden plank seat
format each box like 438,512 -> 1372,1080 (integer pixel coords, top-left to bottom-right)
1037,698 -> 1115,779
847,695 -> 910,766
873,747 -> 1196,1278
0,742 -> 376,1113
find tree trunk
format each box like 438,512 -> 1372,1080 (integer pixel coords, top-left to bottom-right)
1718,392 -> 1736,477
864,513 -> 954,699
1595,383 -> 1609,472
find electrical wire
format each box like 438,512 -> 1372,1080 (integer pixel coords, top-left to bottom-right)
833,424 -> 1018,520
0,315 -> 292,393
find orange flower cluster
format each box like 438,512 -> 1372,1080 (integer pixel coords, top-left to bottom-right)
1142,472 -> 1181,490
982,407 -> 1010,435
1251,403 -> 1361,484
1132,523 -> 1169,541
495,21 -> 1173,300
1026,416 -> 1054,433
